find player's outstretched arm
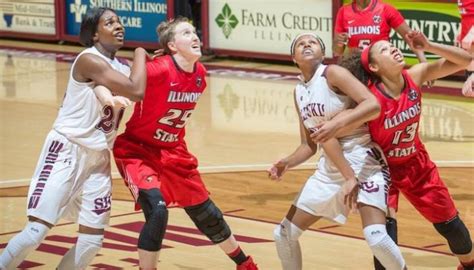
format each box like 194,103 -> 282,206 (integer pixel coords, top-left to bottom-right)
75,47 -> 148,101
406,31 -> 473,85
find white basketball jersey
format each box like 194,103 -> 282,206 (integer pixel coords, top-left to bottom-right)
53,47 -> 130,151
295,64 -> 371,150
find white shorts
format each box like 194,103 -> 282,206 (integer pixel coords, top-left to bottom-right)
294,143 -> 389,224
26,130 -> 112,229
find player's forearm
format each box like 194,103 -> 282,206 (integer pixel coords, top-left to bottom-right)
321,138 -> 356,181
283,143 -> 317,169
414,49 -> 427,63
333,98 -> 380,138
128,47 -> 148,101
427,42 -> 472,67
93,85 -> 114,106
333,42 -> 345,56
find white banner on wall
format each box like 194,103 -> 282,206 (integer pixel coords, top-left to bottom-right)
0,0 -> 56,34
209,0 -> 333,56
209,73 -> 299,135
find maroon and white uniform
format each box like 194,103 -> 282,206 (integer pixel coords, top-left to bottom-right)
114,55 -> 209,209
293,64 -> 390,224
27,46 -> 130,228
335,0 -> 405,50
368,70 -> 457,223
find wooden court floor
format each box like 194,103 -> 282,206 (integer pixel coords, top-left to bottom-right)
0,40 -> 473,269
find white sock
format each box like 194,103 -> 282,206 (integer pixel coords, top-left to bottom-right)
364,224 -> 405,270
0,221 -> 49,270
273,218 -> 304,270
57,233 -> 103,270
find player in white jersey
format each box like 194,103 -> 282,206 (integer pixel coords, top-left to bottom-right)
0,7 -> 147,270
268,33 -> 406,270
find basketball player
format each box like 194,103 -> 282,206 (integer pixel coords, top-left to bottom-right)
336,31 -> 474,270
334,0 -> 427,64
457,0 -> 474,97
268,33 -> 406,270
0,7 -> 147,270
113,17 -> 258,270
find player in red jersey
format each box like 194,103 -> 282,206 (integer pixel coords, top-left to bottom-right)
113,17 -> 258,270
457,0 -> 474,97
334,0 -> 427,64
335,31 -> 474,270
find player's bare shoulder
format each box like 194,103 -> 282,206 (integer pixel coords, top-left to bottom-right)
73,53 -> 110,82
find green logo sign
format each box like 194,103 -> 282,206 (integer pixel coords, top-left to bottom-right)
215,3 -> 239,39
392,10 -> 460,59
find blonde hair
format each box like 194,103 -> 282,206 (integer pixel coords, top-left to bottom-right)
156,17 -> 190,54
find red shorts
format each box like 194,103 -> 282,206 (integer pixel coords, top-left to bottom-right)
113,135 -> 209,210
387,148 -> 457,223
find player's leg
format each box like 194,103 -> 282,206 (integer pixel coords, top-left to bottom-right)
57,225 -> 105,270
359,204 -> 405,270
114,137 -> 167,269
357,159 -> 405,270
136,188 -> 168,270
433,215 -> 474,270
399,154 -> 473,269
0,217 -> 51,270
0,133 -> 73,269
57,152 -> 111,269
184,199 -> 258,270
374,189 -> 400,270
273,204 -> 321,270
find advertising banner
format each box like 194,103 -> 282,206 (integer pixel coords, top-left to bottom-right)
0,0 -> 56,35
208,0 -> 333,58
341,0 -> 461,63
64,0 -> 167,44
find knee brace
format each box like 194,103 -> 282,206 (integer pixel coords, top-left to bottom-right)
374,217 -> 399,270
364,224 -> 405,270
273,218 -> 303,270
0,221 -> 49,269
57,233 -> 103,270
434,215 -> 473,255
137,189 -> 169,251
184,199 -> 231,244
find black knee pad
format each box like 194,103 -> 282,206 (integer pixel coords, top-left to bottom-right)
184,199 -> 231,244
137,189 -> 169,251
386,217 -> 398,244
434,215 -> 472,255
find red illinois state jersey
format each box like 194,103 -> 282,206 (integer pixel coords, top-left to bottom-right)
458,0 -> 474,17
335,0 -> 405,50
123,55 -> 206,148
368,71 -> 425,165
458,0 -> 474,39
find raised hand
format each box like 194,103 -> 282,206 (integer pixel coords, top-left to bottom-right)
405,30 -> 430,50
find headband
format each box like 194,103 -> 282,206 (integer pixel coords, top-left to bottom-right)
361,44 -> 373,73
290,33 -> 326,55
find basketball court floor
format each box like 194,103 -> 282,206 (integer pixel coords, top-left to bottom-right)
0,39 -> 473,269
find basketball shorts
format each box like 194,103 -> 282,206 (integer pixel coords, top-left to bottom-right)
387,148 -> 457,223
113,135 -> 209,210
27,129 -> 112,229
295,143 -> 389,224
